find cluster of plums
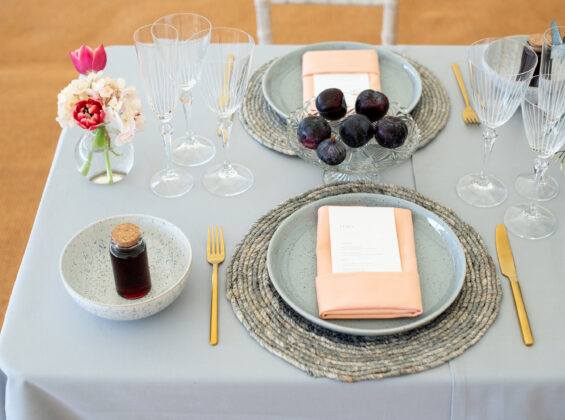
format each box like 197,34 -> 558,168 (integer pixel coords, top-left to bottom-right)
297,88 -> 408,166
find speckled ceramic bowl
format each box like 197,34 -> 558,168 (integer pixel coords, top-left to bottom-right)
60,214 -> 192,321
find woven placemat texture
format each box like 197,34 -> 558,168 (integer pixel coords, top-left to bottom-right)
226,181 -> 501,382
240,55 -> 450,155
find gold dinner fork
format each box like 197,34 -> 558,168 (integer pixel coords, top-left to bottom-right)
207,226 -> 225,346
451,63 -> 480,125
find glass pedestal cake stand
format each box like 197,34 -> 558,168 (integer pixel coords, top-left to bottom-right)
286,102 -> 421,184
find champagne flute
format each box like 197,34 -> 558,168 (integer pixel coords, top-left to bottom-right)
456,37 -> 537,207
154,13 -> 216,167
134,23 -> 194,198
515,74 -> 565,200
200,28 -> 254,197
504,87 -> 565,239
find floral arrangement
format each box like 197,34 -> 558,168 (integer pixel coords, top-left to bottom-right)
56,45 -> 145,183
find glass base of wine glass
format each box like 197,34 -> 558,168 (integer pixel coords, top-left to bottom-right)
150,168 -> 194,198
172,135 -> 216,167
203,162 -> 253,197
323,171 -> 380,184
504,203 -> 557,240
515,172 -> 559,201
456,173 -> 507,207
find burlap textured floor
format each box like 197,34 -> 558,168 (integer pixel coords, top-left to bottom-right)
0,0 -> 560,328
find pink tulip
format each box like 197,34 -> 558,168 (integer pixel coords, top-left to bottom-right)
73,98 -> 106,130
69,45 -> 107,75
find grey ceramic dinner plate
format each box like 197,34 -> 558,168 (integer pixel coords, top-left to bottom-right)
266,194 -> 466,336
262,42 -> 422,119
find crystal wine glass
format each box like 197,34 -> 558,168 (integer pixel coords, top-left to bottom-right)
134,23 -> 194,198
154,13 -> 216,167
504,88 -> 565,239
456,37 -> 537,207
540,24 -> 565,82
199,28 -> 254,197
515,74 -> 565,200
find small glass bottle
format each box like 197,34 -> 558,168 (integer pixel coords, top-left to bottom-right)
110,223 -> 152,299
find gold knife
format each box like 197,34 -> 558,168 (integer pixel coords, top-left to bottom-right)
495,224 -> 533,346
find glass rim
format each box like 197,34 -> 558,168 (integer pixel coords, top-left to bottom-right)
153,13 -> 212,40
542,25 -> 565,45
208,27 -> 255,46
468,37 -> 538,78
133,23 -> 178,45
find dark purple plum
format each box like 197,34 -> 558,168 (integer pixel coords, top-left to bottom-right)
339,114 -> 374,148
315,88 -> 347,120
297,116 -> 331,150
355,89 -> 389,122
316,136 -> 346,165
375,116 -> 408,149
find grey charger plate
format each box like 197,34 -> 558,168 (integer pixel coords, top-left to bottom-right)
266,193 -> 465,335
262,41 -> 422,120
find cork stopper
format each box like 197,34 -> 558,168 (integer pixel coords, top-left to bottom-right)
111,223 -> 141,248
528,33 -> 545,51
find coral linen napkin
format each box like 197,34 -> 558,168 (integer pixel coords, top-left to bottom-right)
315,205 -> 422,319
302,49 -> 381,105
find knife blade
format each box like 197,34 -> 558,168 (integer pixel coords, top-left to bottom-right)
495,224 -> 533,346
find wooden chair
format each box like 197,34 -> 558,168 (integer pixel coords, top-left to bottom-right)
254,0 -> 399,46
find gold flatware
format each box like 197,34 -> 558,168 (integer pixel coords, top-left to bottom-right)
451,63 -> 480,125
495,224 -> 534,346
206,226 -> 225,346
217,54 -> 235,138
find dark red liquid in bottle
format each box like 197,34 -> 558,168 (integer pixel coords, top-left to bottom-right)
110,241 -> 151,299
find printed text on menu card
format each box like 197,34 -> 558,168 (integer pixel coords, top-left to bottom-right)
329,207 -> 402,274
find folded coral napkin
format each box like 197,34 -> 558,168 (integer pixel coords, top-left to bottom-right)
315,205 -> 422,319
302,49 -> 382,105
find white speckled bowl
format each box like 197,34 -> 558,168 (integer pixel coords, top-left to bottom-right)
60,214 -> 192,321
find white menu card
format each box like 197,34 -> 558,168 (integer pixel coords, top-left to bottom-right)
313,73 -> 370,107
328,207 -> 402,274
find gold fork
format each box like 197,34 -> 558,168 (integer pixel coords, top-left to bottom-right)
451,63 -> 480,125
206,226 -> 225,346
217,54 -> 235,138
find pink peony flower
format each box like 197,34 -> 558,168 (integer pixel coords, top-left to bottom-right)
69,45 -> 107,75
73,98 -> 105,130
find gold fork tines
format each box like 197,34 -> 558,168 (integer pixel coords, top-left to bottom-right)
206,226 -> 225,346
451,63 -> 480,125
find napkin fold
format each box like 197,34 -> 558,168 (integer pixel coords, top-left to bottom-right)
302,49 -> 382,105
315,205 -> 422,319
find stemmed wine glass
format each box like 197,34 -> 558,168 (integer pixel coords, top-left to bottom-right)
514,74 -> 565,200
456,37 -> 537,207
199,28 -> 255,197
134,24 -> 194,198
540,24 -> 565,81
154,13 -> 216,167
504,85 -> 565,239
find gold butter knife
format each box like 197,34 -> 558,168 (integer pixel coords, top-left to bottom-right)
495,224 -> 533,346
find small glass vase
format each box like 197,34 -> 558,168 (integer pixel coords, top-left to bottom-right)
74,126 -> 134,184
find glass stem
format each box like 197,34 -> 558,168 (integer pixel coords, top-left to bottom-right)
160,122 -> 175,172
533,156 -> 549,188
219,117 -> 234,175
180,90 -> 195,143
478,126 -> 497,185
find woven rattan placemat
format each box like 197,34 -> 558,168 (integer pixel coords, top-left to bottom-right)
240,56 -> 450,156
226,181 -> 501,382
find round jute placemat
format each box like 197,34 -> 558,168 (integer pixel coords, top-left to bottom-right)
240,56 -> 450,156
226,181 -> 501,382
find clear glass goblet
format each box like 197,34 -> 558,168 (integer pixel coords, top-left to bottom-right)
515,74 -> 565,200
540,25 -> 565,82
154,13 -> 216,167
456,37 -> 537,207
133,23 -> 194,198
199,28 -> 254,197
504,89 -> 565,239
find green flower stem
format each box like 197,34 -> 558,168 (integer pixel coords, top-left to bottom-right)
79,127 -> 105,176
103,129 -> 114,184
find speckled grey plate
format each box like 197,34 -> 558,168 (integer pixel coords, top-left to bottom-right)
262,42 -> 422,119
60,214 -> 192,321
266,193 -> 465,335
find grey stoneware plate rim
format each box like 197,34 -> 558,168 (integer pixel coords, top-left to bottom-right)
266,193 -> 466,336
262,41 -> 423,120
59,214 -> 192,320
